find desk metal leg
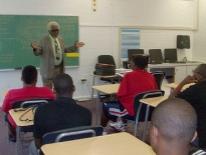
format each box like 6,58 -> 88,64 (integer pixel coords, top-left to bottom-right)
134,103 -> 143,137
16,127 -> 23,155
91,75 -> 96,99
142,105 -> 150,141
95,94 -> 103,125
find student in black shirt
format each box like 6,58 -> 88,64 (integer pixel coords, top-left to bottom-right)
30,73 -> 92,155
149,98 -> 206,155
171,64 -> 206,148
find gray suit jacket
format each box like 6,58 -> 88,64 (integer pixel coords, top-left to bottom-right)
33,35 -> 76,79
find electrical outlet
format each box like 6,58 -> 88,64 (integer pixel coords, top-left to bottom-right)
81,78 -> 87,83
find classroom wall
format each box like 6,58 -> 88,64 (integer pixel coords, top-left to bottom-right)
193,0 -> 206,62
0,0 -> 198,104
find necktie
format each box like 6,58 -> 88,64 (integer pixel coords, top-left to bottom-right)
54,39 -> 60,60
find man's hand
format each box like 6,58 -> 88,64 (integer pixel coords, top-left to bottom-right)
170,75 -> 196,98
181,75 -> 196,85
31,42 -> 41,50
75,42 -> 85,48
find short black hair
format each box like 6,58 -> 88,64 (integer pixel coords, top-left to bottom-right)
22,65 -> 37,84
53,73 -> 74,95
131,55 -> 149,69
151,98 -> 197,143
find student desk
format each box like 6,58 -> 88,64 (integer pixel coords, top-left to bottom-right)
9,108 -> 35,155
140,96 -> 169,107
92,84 -> 119,94
137,96 -> 169,139
92,84 -> 119,125
91,75 -> 120,98
166,82 -> 195,96
166,82 -> 195,91
9,108 -> 34,126
41,132 -> 155,155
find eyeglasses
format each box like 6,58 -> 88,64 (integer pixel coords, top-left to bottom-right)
51,29 -> 59,32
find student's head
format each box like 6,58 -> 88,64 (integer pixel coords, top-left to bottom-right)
193,64 -> 206,82
47,21 -> 60,38
53,73 -> 75,97
130,55 -> 148,70
150,98 -> 197,154
21,65 -> 38,85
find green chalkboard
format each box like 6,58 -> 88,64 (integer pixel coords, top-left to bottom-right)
0,15 -> 79,69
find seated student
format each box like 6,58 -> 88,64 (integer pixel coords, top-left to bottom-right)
2,65 -> 54,141
30,73 -> 92,155
102,55 -> 157,129
171,64 -> 206,148
150,98 -> 206,155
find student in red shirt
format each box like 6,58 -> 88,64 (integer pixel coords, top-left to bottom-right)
2,65 -> 55,141
102,55 -> 157,128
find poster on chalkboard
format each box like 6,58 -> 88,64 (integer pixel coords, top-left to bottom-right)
0,15 -> 79,69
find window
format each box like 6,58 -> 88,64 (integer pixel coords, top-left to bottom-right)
120,28 -> 140,59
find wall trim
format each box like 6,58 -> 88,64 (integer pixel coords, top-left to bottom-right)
80,24 -> 196,31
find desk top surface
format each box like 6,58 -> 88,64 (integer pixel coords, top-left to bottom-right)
140,96 -> 169,107
92,84 -> 119,94
9,108 -> 34,127
166,82 -> 195,90
41,132 -> 155,155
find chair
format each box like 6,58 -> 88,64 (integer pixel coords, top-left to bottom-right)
128,49 -> 144,61
92,55 -> 120,98
98,55 -> 116,66
93,55 -> 120,84
107,90 -> 164,139
12,99 -> 49,109
151,71 -> 165,90
133,90 -> 165,138
164,48 -> 177,63
42,126 -> 103,145
149,49 -> 163,64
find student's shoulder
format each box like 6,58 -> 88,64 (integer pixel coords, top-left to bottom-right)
74,102 -> 91,115
6,88 -> 24,96
38,98 -> 56,107
35,86 -> 53,93
80,106 -> 92,117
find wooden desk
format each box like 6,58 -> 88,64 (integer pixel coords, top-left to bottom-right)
166,83 -> 195,91
9,108 -> 35,155
92,84 -> 119,125
92,84 -> 119,94
9,108 -> 34,126
41,132 -> 155,155
140,96 -> 169,107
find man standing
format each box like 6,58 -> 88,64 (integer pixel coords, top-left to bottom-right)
31,21 -> 84,88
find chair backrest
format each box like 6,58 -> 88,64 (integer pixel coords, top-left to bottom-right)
152,71 -> 165,90
12,99 -> 50,109
42,126 -> 103,145
134,90 -> 165,121
98,55 -> 116,66
149,49 -> 163,64
128,49 -> 144,61
164,48 -> 177,63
